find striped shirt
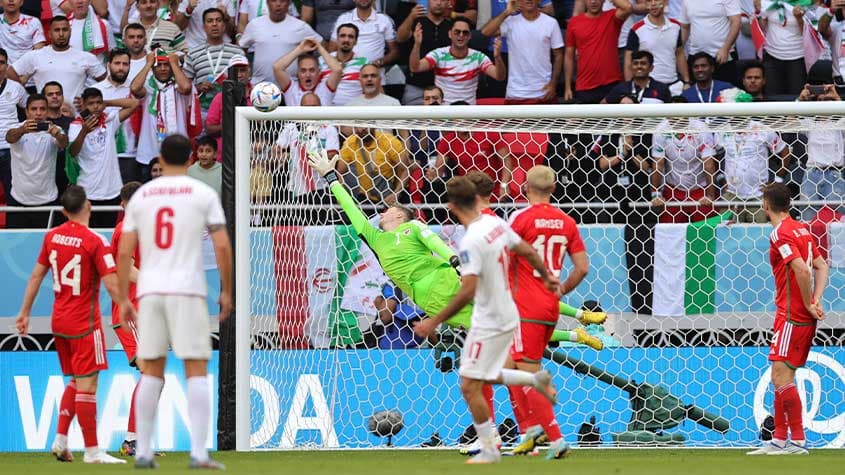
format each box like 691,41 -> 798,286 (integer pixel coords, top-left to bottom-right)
183,43 -> 244,109
142,19 -> 186,53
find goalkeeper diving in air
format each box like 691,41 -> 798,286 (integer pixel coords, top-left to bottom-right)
306,150 -> 605,346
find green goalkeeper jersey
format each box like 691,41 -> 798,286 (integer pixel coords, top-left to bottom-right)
329,181 -> 457,301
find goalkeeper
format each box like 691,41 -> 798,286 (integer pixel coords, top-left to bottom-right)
307,151 -> 606,338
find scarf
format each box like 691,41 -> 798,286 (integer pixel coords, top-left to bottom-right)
72,6 -> 109,56
147,74 -> 178,143
761,0 -> 812,25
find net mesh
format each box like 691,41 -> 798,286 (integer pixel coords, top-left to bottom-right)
242,109 -> 845,450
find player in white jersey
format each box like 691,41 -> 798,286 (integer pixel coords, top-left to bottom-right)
414,176 -> 558,464
115,134 -> 232,470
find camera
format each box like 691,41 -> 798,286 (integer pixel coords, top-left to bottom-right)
35,122 -> 50,132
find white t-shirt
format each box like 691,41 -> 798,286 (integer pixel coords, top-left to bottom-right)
0,79 -> 28,150
627,17 -> 683,84
239,15 -> 321,84
276,122 -> 340,195
423,47 -> 492,105
652,119 -> 715,191
345,93 -> 400,106
282,77 -> 335,107
500,13 -> 563,100
761,2 -> 804,60
331,9 -> 396,65
94,78 -> 137,159
679,0 -> 742,56
238,0 -> 298,22
320,53 -> 366,106
136,76 -> 192,165
0,13 -> 46,64
9,126 -> 59,205
123,175 -> 226,298
458,213 -> 522,331
177,0 -> 238,50
717,120 -> 787,199
129,57 -> 147,84
12,46 -> 106,100
68,111 -> 123,200
603,0 -> 642,48
801,118 -> 845,169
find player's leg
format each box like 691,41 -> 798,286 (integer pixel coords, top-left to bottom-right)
113,323 -> 140,456
774,323 -> 815,453
460,376 -> 500,464
52,337 -> 76,462
557,301 -> 606,325
134,296 -> 169,467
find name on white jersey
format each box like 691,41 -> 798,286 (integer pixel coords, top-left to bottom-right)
51,234 -> 83,248
142,186 -> 194,197
484,225 -> 506,244
534,218 -> 564,229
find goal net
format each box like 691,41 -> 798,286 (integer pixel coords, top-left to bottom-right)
233,102 -> 845,451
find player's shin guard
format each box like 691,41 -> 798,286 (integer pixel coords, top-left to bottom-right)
57,381 -> 77,438
773,385 -> 789,443
525,388 -> 562,442
187,376 -> 210,461
780,383 -> 806,443
75,391 -> 98,449
135,375 -> 164,460
482,384 -> 496,423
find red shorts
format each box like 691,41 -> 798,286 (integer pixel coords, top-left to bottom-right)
510,320 -> 556,363
55,327 -> 108,378
113,323 -> 138,367
769,319 -> 817,368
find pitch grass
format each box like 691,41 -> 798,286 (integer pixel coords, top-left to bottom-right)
0,449 -> 843,475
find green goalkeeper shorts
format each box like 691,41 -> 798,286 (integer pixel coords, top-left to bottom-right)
413,267 -> 472,329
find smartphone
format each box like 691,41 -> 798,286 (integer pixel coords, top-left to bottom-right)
35,122 -> 50,131
808,85 -> 827,96
80,109 -> 91,120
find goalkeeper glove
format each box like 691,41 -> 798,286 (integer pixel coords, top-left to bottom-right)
307,149 -> 340,184
449,255 -> 461,274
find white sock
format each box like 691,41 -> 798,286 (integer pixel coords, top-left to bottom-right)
575,309 -> 584,319
125,432 -> 136,442
187,376 -> 210,461
500,369 -> 535,386
135,375 -> 164,460
473,419 -> 496,450
55,434 -> 68,448
568,332 -> 579,342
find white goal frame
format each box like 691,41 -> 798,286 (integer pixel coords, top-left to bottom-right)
233,101 -> 845,451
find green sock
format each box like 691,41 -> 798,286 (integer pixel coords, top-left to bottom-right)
558,302 -> 583,319
550,330 -> 579,343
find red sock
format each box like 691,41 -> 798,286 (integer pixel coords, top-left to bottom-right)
75,391 -> 98,448
57,381 -> 77,436
773,385 -> 788,441
482,384 -> 495,423
507,386 -> 531,432
128,381 -> 139,435
525,387 -> 562,442
781,383 -> 805,442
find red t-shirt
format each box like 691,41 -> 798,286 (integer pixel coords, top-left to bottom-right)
565,10 -> 624,91
38,221 -> 116,338
110,219 -> 140,326
769,217 -> 821,325
498,132 -> 549,199
437,131 -> 504,195
508,204 -> 585,323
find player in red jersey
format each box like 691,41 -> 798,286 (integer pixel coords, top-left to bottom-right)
748,183 -> 828,456
15,186 -> 126,464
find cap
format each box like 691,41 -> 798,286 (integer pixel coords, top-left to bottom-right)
228,55 -> 249,68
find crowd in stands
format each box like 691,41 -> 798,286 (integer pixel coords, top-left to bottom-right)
2,0 -> 845,231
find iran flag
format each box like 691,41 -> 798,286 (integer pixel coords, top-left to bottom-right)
652,212 -> 733,316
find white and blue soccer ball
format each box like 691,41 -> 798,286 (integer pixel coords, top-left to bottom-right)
250,81 -> 281,112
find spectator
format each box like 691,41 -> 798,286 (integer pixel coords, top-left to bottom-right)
239,0 -> 321,84
42,81 -> 73,193
0,0 -> 46,64
0,48 -> 28,202
435,122 -> 508,198
625,0 -> 689,95
68,0 -> 115,63
408,86 -> 447,217
5,94 -> 68,228
500,131 -> 550,200
565,0 -> 633,103
372,284 -> 425,349
651,114 -> 717,223
338,126 -> 408,205
798,82 -> 845,221
187,135 -> 222,196
680,52 -> 733,103
120,0 -> 178,29
346,63 -> 401,105
95,49 -> 140,183
330,0 -> 399,68
68,87 -> 138,227
679,0 -> 742,85
130,50 -> 193,180
322,23 -> 365,106
715,114 -> 790,223
481,0 -> 563,104
300,0 -> 354,42
576,0 -> 648,69
411,85 -> 444,170
237,0 -> 300,39
396,0 -> 453,105
740,60 -> 766,101
273,38 -> 343,107
589,128 -> 654,224
129,0 -> 186,53
183,8 -> 245,117
9,16 -> 107,103
603,50 -> 671,103
174,0 -> 236,50
445,0 -> 478,26
149,156 -> 163,178
122,23 -> 150,82
753,0 -> 806,96
206,55 -> 251,162
409,18 -> 505,105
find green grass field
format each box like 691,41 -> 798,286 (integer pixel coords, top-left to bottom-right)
0,449 -> 843,475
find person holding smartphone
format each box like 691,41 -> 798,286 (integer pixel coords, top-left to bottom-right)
5,94 -> 68,229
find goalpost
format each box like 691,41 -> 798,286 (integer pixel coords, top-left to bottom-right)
233,102 -> 845,451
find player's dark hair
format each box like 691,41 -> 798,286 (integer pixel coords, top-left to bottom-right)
50,15 -> 69,26
336,23 -> 359,38
0,48 -> 7,62
61,185 -> 88,214
42,81 -> 64,96
203,7 -> 224,22
392,205 -> 415,222
446,176 -> 478,211
160,134 -> 192,166
631,50 -> 654,66
120,181 -> 143,203
196,135 -> 218,150
466,171 -> 494,198
26,93 -> 47,108
762,183 -> 791,213
108,48 -> 130,63
81,87 -> 103,101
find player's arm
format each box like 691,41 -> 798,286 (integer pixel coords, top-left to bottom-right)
116,230 -> 139,307
15,263 -> 49,334
560,250 -> 588,296
209,224 -> 233,322
101,273 -> 121,303
788,257 -> 817,315
811,254 -> 829,318
416,222 -> 458,263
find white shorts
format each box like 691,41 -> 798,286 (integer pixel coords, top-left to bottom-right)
458,327 -> 515,381
136,294 -> 212,360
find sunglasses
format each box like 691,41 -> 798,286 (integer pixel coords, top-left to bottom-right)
452,30 -> 471,36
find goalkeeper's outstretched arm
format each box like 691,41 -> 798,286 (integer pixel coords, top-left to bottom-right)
417,222 -> 457,262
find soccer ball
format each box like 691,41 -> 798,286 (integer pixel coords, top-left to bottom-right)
250,81 -> 281,112
368,409 -> 404,437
